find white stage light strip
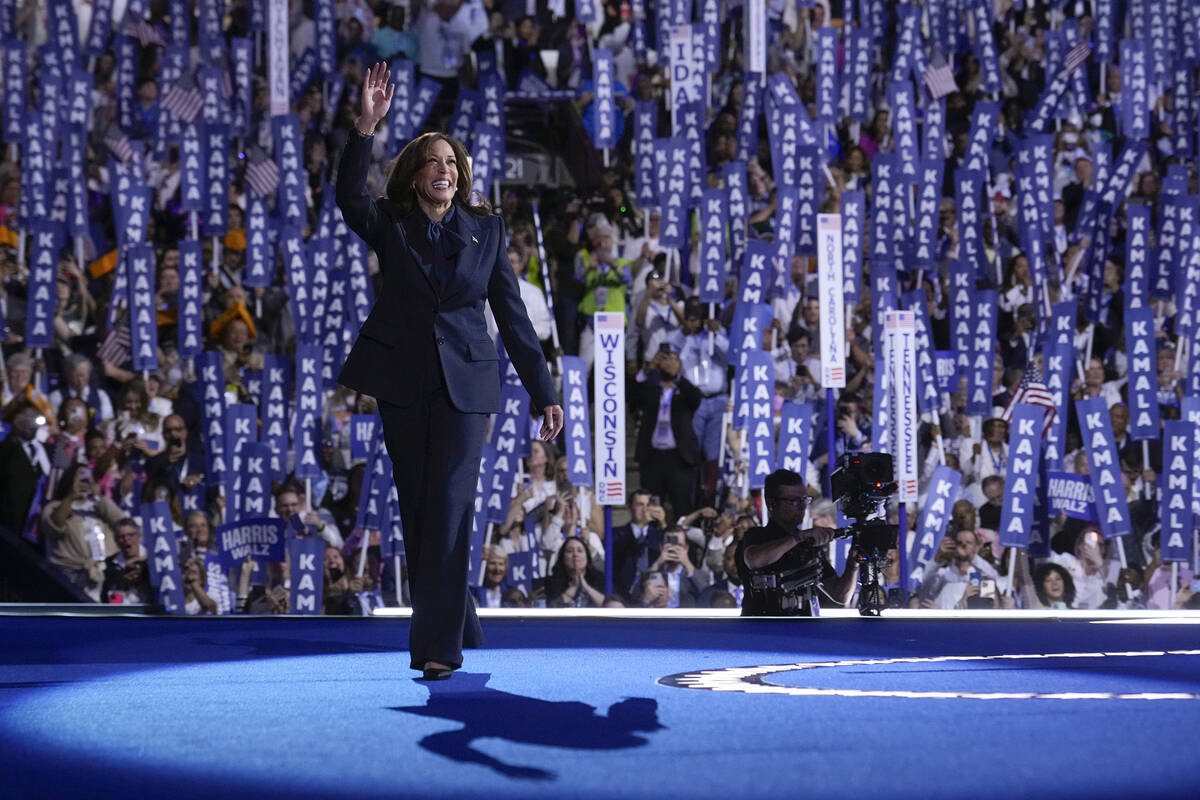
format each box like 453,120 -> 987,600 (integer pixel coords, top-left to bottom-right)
660,650 -> 1200,700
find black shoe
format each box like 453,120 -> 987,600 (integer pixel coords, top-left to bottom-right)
421,667 -> 453,681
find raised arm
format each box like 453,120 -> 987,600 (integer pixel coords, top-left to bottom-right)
336,62 -> 394,250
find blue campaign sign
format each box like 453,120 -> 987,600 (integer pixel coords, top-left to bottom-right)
869,154 -> 896,267
224,402 -> 258,517
470,120 -> 502,201
237,441 -> 272,520
1124,305 -> 1159,440
815,26 -> 839,124
593,48 -> 617,149
1160,420 -> 1194,564
776,401 -> 813,474
2,40 -> 26,143
216,518 -> 287,570
794,146 -> 823,256
773,186 -> 797,271
469,445 -> 496,580
486,384 -> 530,525
745,350 -> 774,490
313,0 -> 336,75
293,343 -> 324,479
728,302 -> 772,369
870,259 -> 897,366
840,190 -> 864,305
24,222 -> 63,349
723,161 -> 749,268
698,187 -> 728,303
244,192 -> 273,288
272,114 -> 305,225
922,98 -> 946,163
180,125 -> 205,212
127,244 -> 159,372
903,289 -> 940,415
659,140 -> 688,248
261,354 -> 290,480
935,351 -> 957,395
175,241 -> 204,357
1076,397 -> 1133,539
1120,39 -> 1149,141
289,535 -> 326,615
389,58 -> 416,144
204,552 -> 234,614
846,27 -> 872,122
1046,471 -> 1098,522
735,73 -> 762,162
889,81 -> 918,182
909,466 -> 962,589
349,414 -> 378,462
997,404 -> 1045,549
197,351 -> 228,481
739,240 -> 773,306
308,237 -> 334,345
967,289 -> 998,416
507,550 -> 534,598
633,100 -> 658,208
203,123 -> 230,234
357,434 -> 390,533
561,356 -> 593,487
912,160 -> 945,268
142,501 -> 185,614
955,169 -> 986,281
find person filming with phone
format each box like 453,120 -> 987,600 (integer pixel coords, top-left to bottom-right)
642,525 -> 703,608
917,528 -> 1001,609
735,469 -> 858,616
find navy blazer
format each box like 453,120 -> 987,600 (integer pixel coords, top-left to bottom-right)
335,132 -> 556,414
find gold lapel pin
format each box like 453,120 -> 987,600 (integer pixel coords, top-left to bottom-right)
471,236 -> 478,243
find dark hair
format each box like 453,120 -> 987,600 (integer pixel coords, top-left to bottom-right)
627,488 -> 651,506
764,469 -> 805,501
546,537 -> 605,604
1032,562 -> 1076,607
786,325 -> 811,346
54,462 -> 86,502
384,132 -> 491,217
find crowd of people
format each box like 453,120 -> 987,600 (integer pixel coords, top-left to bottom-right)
0,0 -> 1198,615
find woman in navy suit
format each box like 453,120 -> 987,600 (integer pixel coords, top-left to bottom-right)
337,63 -> 564,680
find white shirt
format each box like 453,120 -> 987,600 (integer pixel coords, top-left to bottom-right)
485,278 -> 553,342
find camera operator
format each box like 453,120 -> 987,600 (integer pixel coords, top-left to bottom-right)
735,469 -> 858,616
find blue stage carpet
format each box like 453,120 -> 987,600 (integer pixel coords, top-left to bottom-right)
1,613 -> 1199,799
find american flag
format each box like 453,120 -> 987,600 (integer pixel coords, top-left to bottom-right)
1000,363 -> 1057,436
244,147 -> 280,198
104,131 -> 134,164
160,81 -> 203,124
923,63 -> 958,100
121,17 -> 166,47
97,323 -> 132,367
1063,41 -> 1092,75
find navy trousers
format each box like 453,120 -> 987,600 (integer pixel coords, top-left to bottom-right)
381,385 -> 487,670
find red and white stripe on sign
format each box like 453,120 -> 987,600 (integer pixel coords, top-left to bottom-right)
830,367 -> 844,382
903,479 -> 918,496
601,482 -> 624,500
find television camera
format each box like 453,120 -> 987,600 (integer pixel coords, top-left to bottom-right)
830,452 -> 900,616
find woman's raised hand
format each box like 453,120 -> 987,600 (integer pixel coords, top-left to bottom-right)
359,62 -> 394,131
